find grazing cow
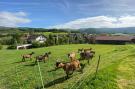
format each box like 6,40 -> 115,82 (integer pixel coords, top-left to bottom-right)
79,48 -> 95,64
56,59 -> 82,78
22,52 -> 35,62
78,48 -> 92,53
84,48 -> 92,52
78,48 -> 83,53
84,51 -> 95,63
67,52 -> 76,61
35,52 -> 51,64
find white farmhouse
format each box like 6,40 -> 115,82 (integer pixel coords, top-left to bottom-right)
27,34 -> 47,43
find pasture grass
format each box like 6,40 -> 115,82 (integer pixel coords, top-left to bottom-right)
0,44 -> 135,89
36,32 -> 68,36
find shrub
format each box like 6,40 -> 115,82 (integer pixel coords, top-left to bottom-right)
7,45 -> 16,49
0,37 -> 13,45
32,41 -> 46,48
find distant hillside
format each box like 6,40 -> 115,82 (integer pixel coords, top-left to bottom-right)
1,26 -> 135,34
0,26 -> 78,33
79,27 -> 135,34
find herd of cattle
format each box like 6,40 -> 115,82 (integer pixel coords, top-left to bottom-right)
21,48 -> 95,78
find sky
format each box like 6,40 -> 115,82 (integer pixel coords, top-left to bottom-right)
0,0 -> 135,29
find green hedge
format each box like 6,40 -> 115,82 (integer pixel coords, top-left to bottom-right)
32,41 -> 46,48
7,45 -> 16,49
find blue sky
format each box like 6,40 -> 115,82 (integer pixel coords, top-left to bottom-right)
0,0 -> 135,28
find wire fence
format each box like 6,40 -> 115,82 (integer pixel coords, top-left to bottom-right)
0,54 -> 104,89
37,61 -> 45,89
70,59 -> 97,89
0,47 -> 131,89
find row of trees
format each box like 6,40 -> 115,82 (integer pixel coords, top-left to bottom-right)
0,33 -> 24,45
39,33 -> 95,47
15,33 -> 95,48
0,32 -> 96,49
0,27 -> 96,50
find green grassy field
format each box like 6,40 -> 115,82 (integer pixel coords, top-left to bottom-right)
0,44 -> 135,89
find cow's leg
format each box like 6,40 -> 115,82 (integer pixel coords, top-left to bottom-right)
43,59 -> 46,63
30,57 -> 32,61
22,56 -> 26,62
78,64 -> 83,73
66,72 -> 69,79
22,58 -> 24,62
88,59 -> 90,64
91,56 -> 93,60
23,57 -> 25,62
69,70 -> 74,75
35,59 -> 37,64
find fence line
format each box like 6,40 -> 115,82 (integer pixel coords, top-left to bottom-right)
94,55 -> 101,79
75,59 -> 98,89
75,55 -> 101,89
48,56 -> 59,89
75,51 -> 129,89
70,58 -> 97,89
37,61 -> 45,89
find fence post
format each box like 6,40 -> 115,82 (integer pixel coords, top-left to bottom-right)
94,55 -> 101,79
37,61 -> 45,89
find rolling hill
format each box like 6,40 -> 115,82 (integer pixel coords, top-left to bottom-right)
79,27 -> 135,34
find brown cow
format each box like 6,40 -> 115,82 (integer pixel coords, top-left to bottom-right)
78,48 -> 92,53
79,48 -> 95,64
56,59 -> 82,78
35,52 -> 51,64
67,52 -> 76,61
22,52 -> 35,62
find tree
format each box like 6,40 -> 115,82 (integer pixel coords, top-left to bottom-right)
47,34 -> 55,46
10,33 -> 23,44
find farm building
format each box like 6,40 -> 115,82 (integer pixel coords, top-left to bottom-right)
17,44 -> 32,50
95,35 -> 135,44
27,34 -> 47,43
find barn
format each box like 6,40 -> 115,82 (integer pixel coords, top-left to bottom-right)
95,35 -> 135,44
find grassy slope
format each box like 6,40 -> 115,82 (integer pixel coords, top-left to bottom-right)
36,32 -> 68,36
0,44 -> 135,89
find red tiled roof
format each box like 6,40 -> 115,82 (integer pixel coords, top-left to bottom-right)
95,36 -> 134,41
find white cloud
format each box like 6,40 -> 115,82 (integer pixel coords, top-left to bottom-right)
50,15 -> 135,29
0,11 -> 31,27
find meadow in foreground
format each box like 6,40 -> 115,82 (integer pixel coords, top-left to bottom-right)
0,44 -> 135,89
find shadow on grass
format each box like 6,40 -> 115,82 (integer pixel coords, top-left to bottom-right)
35,76 -> 71,89
47,68 -> 57,72
12,61 -> 23,64
24,63 -> 36,66
13,59 -> 34,64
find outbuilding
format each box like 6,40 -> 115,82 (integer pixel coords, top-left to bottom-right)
95,35 -> 134,44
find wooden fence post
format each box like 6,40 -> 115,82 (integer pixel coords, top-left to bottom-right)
94,55 -> 101,79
